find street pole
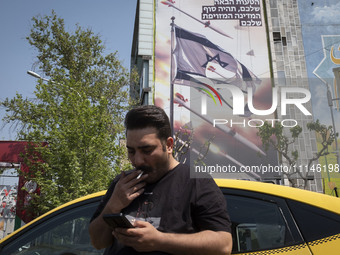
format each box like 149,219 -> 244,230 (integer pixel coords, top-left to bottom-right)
327,85 -> 340,167
27,70 -> 81,98
170,17 -> 175,137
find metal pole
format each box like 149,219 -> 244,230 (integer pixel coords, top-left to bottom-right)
327,85 -> 340,167
170,17 -> 175,137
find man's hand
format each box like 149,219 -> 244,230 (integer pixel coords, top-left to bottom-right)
107,170 -> 147,213
113,221 -> 232,255
113,221 -> 163,252
89,170 -> 147,250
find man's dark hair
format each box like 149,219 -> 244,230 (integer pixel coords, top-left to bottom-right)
124,105 -> 172,141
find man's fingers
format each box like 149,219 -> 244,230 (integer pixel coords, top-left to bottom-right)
113,228 -> 140,246
115,224 -> 145,237
119,170 -> 146,186
111,171 -> 148,209
129,188 -> 145,200
113,228 -> 132,237
134,220 -> 149,228
129,181 -> 146,193
119,170 -> 137,183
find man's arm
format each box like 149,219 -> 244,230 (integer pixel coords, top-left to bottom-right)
88,203 -> 118,249
161,230 -> 232,255
114,220 -> 232,255
89,170 -> 147,250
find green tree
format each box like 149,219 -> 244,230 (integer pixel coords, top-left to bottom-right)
1,11 -> 135,215
257,120 -> 336,189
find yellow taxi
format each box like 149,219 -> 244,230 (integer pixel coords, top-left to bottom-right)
0,179 -> 339,254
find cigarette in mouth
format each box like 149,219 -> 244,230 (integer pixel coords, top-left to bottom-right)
136,171 -> 144,180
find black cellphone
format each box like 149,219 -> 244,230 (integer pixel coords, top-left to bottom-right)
103,213 -> 135,228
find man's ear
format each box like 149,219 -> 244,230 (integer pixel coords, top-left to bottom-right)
166,137 -> 174,153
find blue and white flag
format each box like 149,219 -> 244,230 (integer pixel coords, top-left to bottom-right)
172,25 -> 261,91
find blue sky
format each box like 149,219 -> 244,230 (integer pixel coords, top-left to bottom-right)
0,0 -> 137,140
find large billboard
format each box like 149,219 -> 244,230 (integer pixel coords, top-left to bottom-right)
297,0 -> 340,194
155,0 -> 279,180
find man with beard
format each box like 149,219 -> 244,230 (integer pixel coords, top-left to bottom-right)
89,105 -> 232,255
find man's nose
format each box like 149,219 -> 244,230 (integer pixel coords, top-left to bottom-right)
133,151 -> 145,167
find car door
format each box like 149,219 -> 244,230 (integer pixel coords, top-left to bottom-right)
0,196 -> 104,255
222,188 -> 313,255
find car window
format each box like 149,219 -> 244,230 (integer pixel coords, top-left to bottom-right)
1,200 -> 104,255
226,194 -> 295,253
287,199 -> 340,242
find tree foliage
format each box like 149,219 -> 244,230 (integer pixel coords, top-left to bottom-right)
1,11 -> 135,214
257,120 -> 336,189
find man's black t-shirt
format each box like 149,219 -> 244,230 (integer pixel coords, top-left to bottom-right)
91,164 -> 231,254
